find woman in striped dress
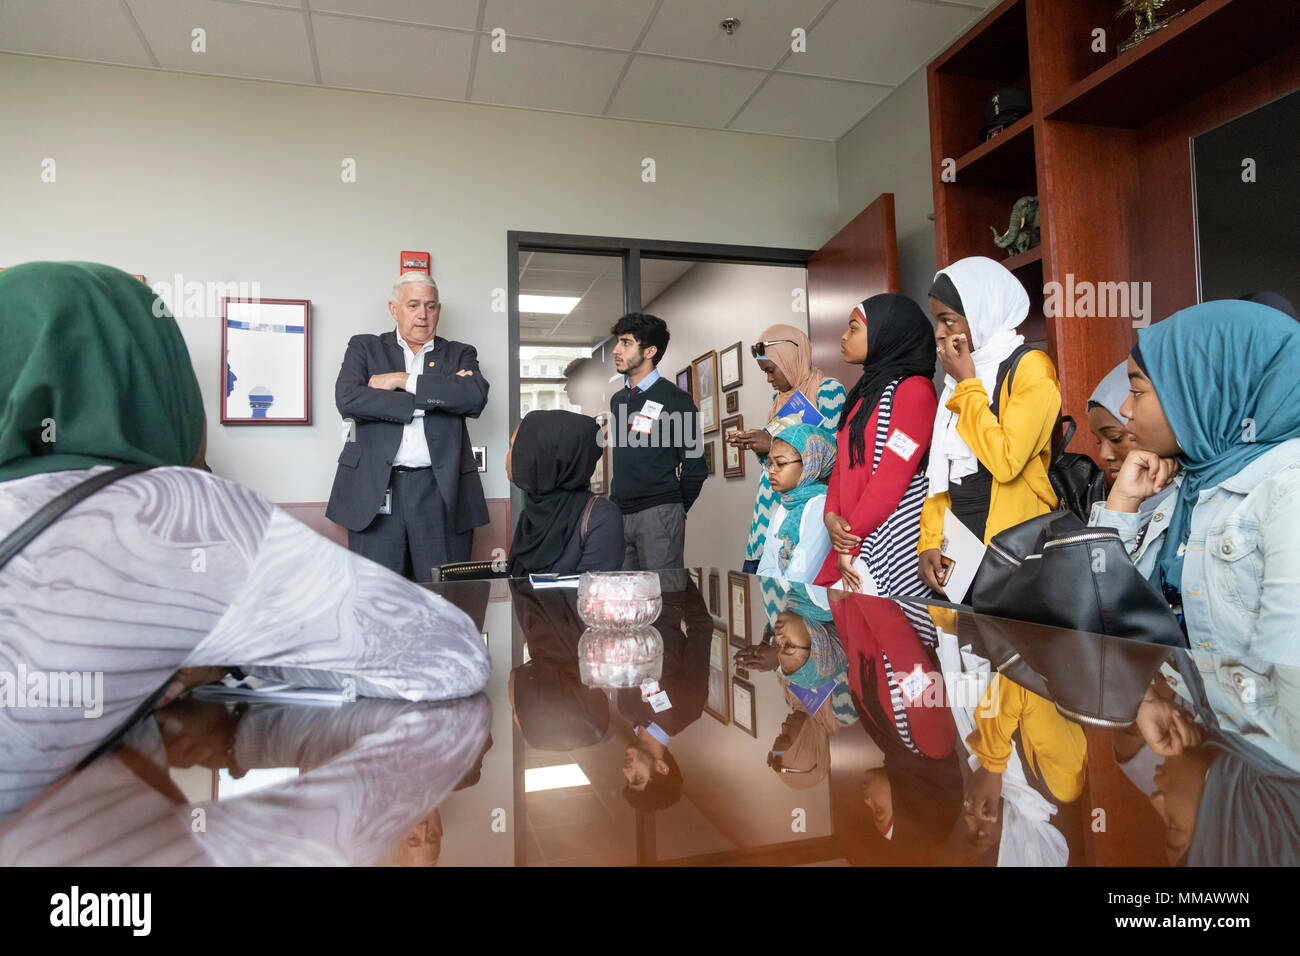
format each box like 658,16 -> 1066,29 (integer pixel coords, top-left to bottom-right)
730,325 -> 846,573
814,294 -> 937,595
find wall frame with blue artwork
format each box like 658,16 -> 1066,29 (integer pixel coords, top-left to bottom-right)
220,297 -> 311,424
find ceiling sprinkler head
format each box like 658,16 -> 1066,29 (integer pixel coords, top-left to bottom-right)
720,17 -> 741,36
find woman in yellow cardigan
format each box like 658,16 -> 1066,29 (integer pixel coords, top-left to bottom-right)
917,256 -> 1060,593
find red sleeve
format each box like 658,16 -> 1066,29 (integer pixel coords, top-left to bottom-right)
867,601 -> 954,759
844,376 -> 938,540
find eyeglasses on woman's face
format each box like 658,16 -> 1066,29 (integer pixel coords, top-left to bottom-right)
765,456 -> 803,472
751,339 -> 799,359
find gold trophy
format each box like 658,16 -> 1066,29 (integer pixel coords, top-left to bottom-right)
1117,0 -> 1185,53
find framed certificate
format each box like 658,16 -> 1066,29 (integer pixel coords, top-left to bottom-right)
704,628 -> 730,725
220,297 -> 311,425
727,570 -> 751,648
676,366 -> 692,395
692,349 -> 719,435
719,341 -> 743,390
732,677 -> 757,737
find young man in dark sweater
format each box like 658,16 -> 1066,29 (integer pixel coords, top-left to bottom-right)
609,313 -> 707,570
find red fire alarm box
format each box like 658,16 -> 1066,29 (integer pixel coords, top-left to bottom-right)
399,251 -> 431,274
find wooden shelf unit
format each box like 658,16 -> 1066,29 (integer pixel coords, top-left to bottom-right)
927,0 -> 1300,454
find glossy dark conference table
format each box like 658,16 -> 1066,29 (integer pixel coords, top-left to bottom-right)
2,569 -> 1293,867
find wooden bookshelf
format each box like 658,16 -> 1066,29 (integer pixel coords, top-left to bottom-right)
927,0 -> 1300,455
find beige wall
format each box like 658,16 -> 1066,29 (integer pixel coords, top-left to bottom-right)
834,68 -> 938,311
0,53 -> 837,505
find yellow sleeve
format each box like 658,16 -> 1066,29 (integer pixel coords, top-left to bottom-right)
918,491 -> 949,554
946,353 -> 1061,485
967,673 -> 1023,773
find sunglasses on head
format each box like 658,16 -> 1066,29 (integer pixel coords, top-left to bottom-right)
751,339 -> 799,359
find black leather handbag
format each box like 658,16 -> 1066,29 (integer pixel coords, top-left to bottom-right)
959,612 -> 1173,728
969,510 -> 1187,648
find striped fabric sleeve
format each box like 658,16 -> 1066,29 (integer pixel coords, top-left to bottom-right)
817,378 -> 847,429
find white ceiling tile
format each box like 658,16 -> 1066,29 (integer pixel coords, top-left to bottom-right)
730,72 -> 889,140
607,56 -> 765,128
483,0 -> 656,49
471,36 -> 627,114
312,14 -> 473,98
127,0 -> 315,82
0,0 -> 152,65
639,0 -> 827,69
788,0 -> 982,85
307,0 -> 481,30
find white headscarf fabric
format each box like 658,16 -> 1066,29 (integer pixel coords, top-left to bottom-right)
924,257 -> 1029,496
1088,360 -> 1132,424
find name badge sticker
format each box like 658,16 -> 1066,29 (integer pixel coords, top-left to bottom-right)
648,690 -> 672,713
885,429 -> 920,461
631,400 -> 664,435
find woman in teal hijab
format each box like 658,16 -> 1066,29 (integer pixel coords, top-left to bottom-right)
1108,299 -> 1300,661
0,262 -> 205,480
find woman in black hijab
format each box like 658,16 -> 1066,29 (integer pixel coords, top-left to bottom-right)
506,410 -> 624,576
814,293 -> 938,595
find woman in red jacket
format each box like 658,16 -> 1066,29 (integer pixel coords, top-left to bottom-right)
815,293 -> 937,594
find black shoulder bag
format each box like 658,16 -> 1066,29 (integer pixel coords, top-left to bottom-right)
993,344 -> 1108,522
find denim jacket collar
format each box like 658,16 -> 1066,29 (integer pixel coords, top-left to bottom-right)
1212,438 -> 1300,495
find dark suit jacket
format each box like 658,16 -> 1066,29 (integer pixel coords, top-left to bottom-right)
326,331 -> 489,533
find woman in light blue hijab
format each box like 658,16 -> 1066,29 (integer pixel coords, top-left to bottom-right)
1103,299 -> 1300,662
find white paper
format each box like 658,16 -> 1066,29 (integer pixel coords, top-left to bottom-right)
528,573 -> 581,589
939,509 -> 987,603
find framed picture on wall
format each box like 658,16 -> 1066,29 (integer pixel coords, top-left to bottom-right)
722,415 -> 745,478
727,570 -> 751,648
719,341 -> 743,390
676,366 -> 692,395
732,677 -> 757,737
704,441 -> 715,475
725,390 -> 739,414
692,350 -> 719,434
708,571 -> 720,617
220,297 -> 311,425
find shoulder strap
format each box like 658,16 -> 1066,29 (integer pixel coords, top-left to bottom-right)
579,494 -> 599,548
991,343 -> 1042,417
0,463 -> 155,573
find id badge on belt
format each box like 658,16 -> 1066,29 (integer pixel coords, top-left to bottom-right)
378,488 -> 393,515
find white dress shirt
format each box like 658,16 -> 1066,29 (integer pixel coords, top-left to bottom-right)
394,328 -> 435,468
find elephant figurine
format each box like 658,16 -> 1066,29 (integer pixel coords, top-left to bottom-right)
991,195 -> 1040,257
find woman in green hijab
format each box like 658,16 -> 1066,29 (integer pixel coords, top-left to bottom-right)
0,263 -> 489,820
0,262 -> 205,479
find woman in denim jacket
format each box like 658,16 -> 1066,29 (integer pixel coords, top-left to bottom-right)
1091,300 -> 1300,665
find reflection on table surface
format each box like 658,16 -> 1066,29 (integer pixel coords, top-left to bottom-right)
3,568 -> 1298,866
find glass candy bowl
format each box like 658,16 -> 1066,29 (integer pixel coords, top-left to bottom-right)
577,572 -> 662,630
578,627 -> 664,689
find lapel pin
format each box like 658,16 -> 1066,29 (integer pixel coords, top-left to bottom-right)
428,360 -> 435,367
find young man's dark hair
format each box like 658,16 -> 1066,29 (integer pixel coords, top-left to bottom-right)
621,747 -> 683,811
610,313 -> 670,366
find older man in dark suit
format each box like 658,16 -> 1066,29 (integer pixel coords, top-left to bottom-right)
326,272 -> 489,580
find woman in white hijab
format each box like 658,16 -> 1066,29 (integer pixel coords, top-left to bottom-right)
917,256 -> 1062,596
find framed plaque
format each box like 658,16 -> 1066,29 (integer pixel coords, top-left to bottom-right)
221,297 -> 311,425
722,415 -> 745,479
